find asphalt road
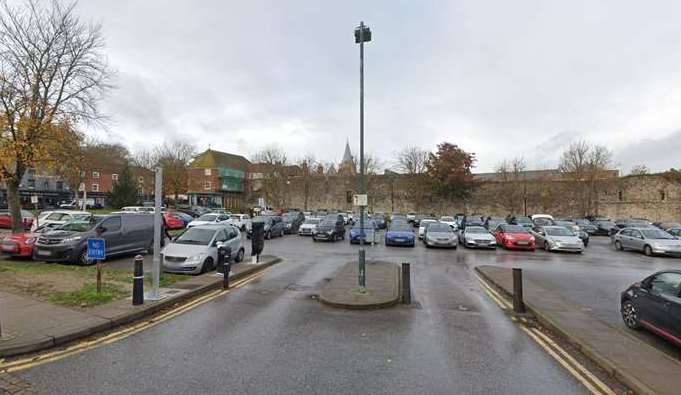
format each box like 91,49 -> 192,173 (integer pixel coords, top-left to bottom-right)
14,229 -> 596,394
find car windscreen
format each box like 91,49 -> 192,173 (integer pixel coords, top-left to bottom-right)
514,217 -> 532,224
353,222 -> 375,229
594,220 -> 615,226
389,223 -> 411,232
466,226 -> 488,234
174,228 -> 216,245
554,221 -> 573,227
304,219 -> 321,225
575,219 -> 591,225
197,214 -> 218,221
56,222 -> 94,232
320,220 -> 337,227
501,225 -> 528,233
428,224 -> 451,232
546,227 -> 574,236
629,220 -> 651,226
441,217 -> 454,221
641,229 -> 675,239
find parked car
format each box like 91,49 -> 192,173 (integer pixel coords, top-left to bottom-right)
653,222 -> 681,232
248,216 -> 285,240
163,212 -> 186,230
121,206 -> 155,213
32,213 -> 155,265
439,216 -> 457,229
611,218 -> 654,235
1,222 -> 64,258
228,214 -> 251,231
406,212 -> 417,223
172,211 -> 194,226
592,219 -> 618,236
484,217 -> 507,231
162,224 -> 244,275
385,221 -> 415,247
572,219 -> 598,235
423,222 -> 458,249
414,215 -> 436,228
554,220 -> 589,247
30,210 -> 91,232
612,227 -> 681,257
314,216 -> 345,242
531,226 -> 584,253
187,213 -> 231,228
506,215 -> 533,228
373,214 -> 387,230
532,217 -> 555,227
493,224 -> 536,251
530,214 -> 554,222
0,209 -> 35,230
299,218 -> 321,236
418,219 -> 438,239
668,228 -> 681,238
620,270 -> 681,347
459,226 -> 496,249
349,220 -> 376,244
459,215 -> 485,230
282,212 -> 304,234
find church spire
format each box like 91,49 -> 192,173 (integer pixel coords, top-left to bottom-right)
342,140 -> 353,164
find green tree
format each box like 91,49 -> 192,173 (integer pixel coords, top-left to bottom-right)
110,164 -> 139,208
426,142 -> 476,201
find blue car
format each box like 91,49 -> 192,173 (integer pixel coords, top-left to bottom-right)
349,221 -> 377,244
385,222 -> 415,247
175,212 -> 194,226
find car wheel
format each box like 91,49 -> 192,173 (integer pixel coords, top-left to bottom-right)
265,231 -> 271,240
313,237 -> 317,242
235,248 -> 244,263
78,248 -> 91,266
621,300 -> 641,329
644,245 -> 653,257
544,241 -> 550,251
615,240 -> 623,251
200,257 -> 214,274
241,225 -> 246,232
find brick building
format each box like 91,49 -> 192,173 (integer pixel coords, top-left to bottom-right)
187,149 -> 251,210
80,166 -> 155,206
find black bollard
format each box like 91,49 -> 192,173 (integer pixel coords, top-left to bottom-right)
401,262 -> 411,305
217,246 -> 231,290
132,255 -> 144,305
513,268 -> 525,314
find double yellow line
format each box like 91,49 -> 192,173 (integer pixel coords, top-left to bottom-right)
0,271 -> 265,373
475,273 -> 615,395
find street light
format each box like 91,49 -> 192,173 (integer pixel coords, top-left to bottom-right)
355,22 -> 371,292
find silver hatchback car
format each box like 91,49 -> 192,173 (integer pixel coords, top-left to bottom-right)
162,224 -> 245,275
613,227 -> 681,257
531,225 -> 584,253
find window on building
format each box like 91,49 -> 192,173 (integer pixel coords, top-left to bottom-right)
93,171 -> 100,179
618,191 -> 623,201
660,190 -> 666,201
204,169 -> 212,176
80,170 -> 86,177
56,181 -> 63,190
92,184 -> 99,192
112,173 -> 119,181
204,181 -> 212,190
27,179 -> 35,188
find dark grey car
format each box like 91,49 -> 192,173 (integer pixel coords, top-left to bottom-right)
33,213 -> 155,265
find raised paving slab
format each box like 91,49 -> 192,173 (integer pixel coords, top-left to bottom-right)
0,256 -> 281,358
320,260 -> 400,309
476,265 -> 681,395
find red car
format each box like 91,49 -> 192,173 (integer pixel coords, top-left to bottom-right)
0,209 -> 35,230
163,212 -> 185,230
493,224 -> 536,251
1,232 -> 38,257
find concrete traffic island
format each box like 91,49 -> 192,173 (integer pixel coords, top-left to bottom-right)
319,260 -> 400,309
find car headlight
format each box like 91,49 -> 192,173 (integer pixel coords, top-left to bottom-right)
62,236 -> 81,244
185,253 -> 207,264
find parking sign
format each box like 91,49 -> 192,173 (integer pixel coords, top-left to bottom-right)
87,238 -> 106,260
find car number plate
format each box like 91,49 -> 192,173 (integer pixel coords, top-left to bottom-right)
394,238 -> 404,242
516,241 -> 529,245
2,244 -> 14,251
37,249 -> 51,256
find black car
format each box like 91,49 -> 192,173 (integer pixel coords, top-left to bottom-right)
620,270 -> 681,347
313,215 -> 345,242
591,219 -> 617,236
282,211 -> 305,234
572,219 -> 598,235
373,214 -> 387,230
506,215 -> 533,228
460,215 -> 484,230
484,217 -> 507,230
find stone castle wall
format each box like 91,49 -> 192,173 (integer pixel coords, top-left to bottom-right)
280,173 -> 681,221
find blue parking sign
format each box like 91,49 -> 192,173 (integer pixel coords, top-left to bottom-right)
87,238 -> 106,260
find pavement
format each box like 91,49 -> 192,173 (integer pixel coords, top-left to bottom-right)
0,256 -> 280,358
476,264 -> 681,395
12,231 -> 594,394
319,260 -> 399,309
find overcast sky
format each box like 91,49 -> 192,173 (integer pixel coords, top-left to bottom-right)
75,0 -> 681,173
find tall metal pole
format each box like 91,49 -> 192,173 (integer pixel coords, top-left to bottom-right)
358,21 -> 366,292
148,167 -> 163,300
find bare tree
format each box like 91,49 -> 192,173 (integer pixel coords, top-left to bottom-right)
252,144 -> 289,208
558,141 -> 613,215
494,157 -> 528,214
0,0 -> 112,231
629,164 -> 649,176
154,141 -> 196,204
394,146 -> 429,174
352,153 -> 383,175
296,154 -> 317,211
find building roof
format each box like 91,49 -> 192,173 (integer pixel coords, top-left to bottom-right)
190,149 -> 251,171
342,141 -> 353,164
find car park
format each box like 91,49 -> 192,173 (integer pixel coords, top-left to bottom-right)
406,212 -> 417,223
413,214 -> 435,228
162,224 -> 244,275
484,217 -> 506,231
493,224 -> 535,251
248,216 -> 285,240
653,222 -> 681,231
1,222 -> 63,258
572,219 -> 598,235
611,218 -> 654,235
121,206 -> 155,213
283,212 -> 305,234
592,219 -> 618,236
459,226 -> 496,249
173,211 -> 194,226
531,214 -> 554,222
554,220 -> 589,247
30,210 -> 91,232
228,214 -> 251,231
507,215 -> 533,228
532,217 -> 555,227
439,216 -> 457,229
620,270 -> 681,347
418,219 -> 438,239
459,215 -> 485,230
668,227 -> 681,238
0,209 -> 35,230
373,213 -> 387,230
531,225 -> 584,253
163,212 -> 186,230
612,227 -> 681,257
349,220 -> 376,244
33,213 -> 155,265
423,222 -> 457,249
314,216 -> 345,242
299,218 -> 321,236
187,213 -> 230,228
385,221 -> 415,247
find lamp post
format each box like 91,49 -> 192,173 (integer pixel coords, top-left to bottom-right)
355,22 -> 371,292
